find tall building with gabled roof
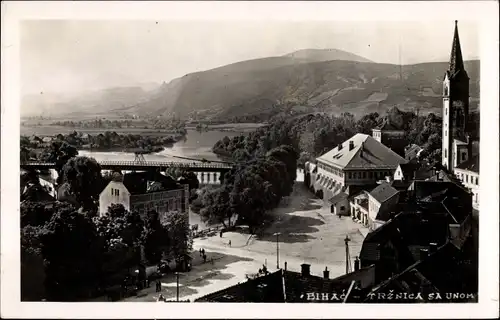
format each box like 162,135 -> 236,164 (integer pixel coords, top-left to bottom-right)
442,20 -> 473,171
307,133 -> 407,214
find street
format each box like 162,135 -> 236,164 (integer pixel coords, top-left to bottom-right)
123,184 -> 367,302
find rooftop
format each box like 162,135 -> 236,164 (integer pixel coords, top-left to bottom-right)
455,155 -> 479,173
121,172 -> 182,195
195,265 -> 377,303
317,134 -> 407,170
368,182 -> 399,204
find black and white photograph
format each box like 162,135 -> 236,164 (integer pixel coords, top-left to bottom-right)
1,1 -> 498,319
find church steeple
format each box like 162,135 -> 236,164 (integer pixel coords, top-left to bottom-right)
449,20 -> 465,77
442,20 -> 471,171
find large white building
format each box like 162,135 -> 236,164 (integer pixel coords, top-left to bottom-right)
305,133 -> 407,215
453,155 -> 479,209
98,171 -> 189,222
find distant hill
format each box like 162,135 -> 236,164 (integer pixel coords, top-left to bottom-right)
21,85 -> 157,117
125,58 -> 479,120
284,48 -> 373,63
22,49 -> 480,120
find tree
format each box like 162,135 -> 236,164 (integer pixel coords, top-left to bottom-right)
62,156 -> 104,214
21,201 -> 55,228
163,211 -> 193,267
199,186 -> 235,228
93,205 -> 144,289
40,141 -> 78,182
142,210 -> 169,265
41,208 -> 102,301
21,225 -> 46,301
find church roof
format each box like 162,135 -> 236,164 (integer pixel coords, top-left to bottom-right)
447,21 -> 468,80
317,133 -> 407,170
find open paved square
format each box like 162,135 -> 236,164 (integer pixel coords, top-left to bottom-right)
124,184 -> 367,302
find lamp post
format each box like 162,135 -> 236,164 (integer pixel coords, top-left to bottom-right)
274,232 -> 281,269
175,272 -> 180,302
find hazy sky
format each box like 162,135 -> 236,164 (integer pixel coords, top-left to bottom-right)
21,20 -> 479,95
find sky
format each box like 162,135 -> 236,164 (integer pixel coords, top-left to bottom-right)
21,20 -> 479,95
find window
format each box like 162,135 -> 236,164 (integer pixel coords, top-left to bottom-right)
444,149 -> 447,157
445,107 -> 448,115
111,188 -> 114,196
445,130 -> 447,137
116,189 -> 120,197
348,172 -> 352,179
340,206 -> 345,211
475,193 -> 478,203
462,153 -> 466,161
466,175 -> 468,183
369,172 -> 373,178
476,177 -> 479,185
362,172 -> 366,179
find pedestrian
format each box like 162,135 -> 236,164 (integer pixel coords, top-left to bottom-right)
203,254 -> 207,263
202,248 -> 205,256
220,230 -> 223,238
229,240 -> 231,247
199,248 -> 202,256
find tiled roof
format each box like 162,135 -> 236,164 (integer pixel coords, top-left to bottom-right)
196,266 -> 377,303
328,192 -> 348,204
368,183 -> 399,204
366,241 -> 475,301
455,155 -> 479,173
398,163 -> 420,180
123,172 -> 181,195
317,134 -> 407,170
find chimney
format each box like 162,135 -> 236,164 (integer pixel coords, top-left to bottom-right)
429,243 -> 438,254
349,141 -> 354,151
323,267 -> 330,279
301,263 -> 311,277
419,248 -> 429,260
284,261 -> 287,271
338,142 -> 343,150
354,256 -> 360,271
385,175 -> 393,183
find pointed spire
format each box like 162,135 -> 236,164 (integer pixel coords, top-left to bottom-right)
449,20 -> 465,76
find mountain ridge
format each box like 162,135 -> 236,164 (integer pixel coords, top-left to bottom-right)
21,49 -> 480,120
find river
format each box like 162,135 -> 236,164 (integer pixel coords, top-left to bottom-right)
77,129 -> 241,163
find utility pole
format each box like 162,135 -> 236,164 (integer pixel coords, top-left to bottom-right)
175,272 -> 180,302
344,235 -> 351,274
274,232 -> 281,269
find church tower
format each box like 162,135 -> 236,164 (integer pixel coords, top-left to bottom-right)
442,20 -> 471,171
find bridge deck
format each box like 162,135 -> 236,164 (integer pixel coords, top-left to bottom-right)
20,161 -> 233,172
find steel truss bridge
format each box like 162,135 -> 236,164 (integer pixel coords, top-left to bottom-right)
20,160 -> 233,173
